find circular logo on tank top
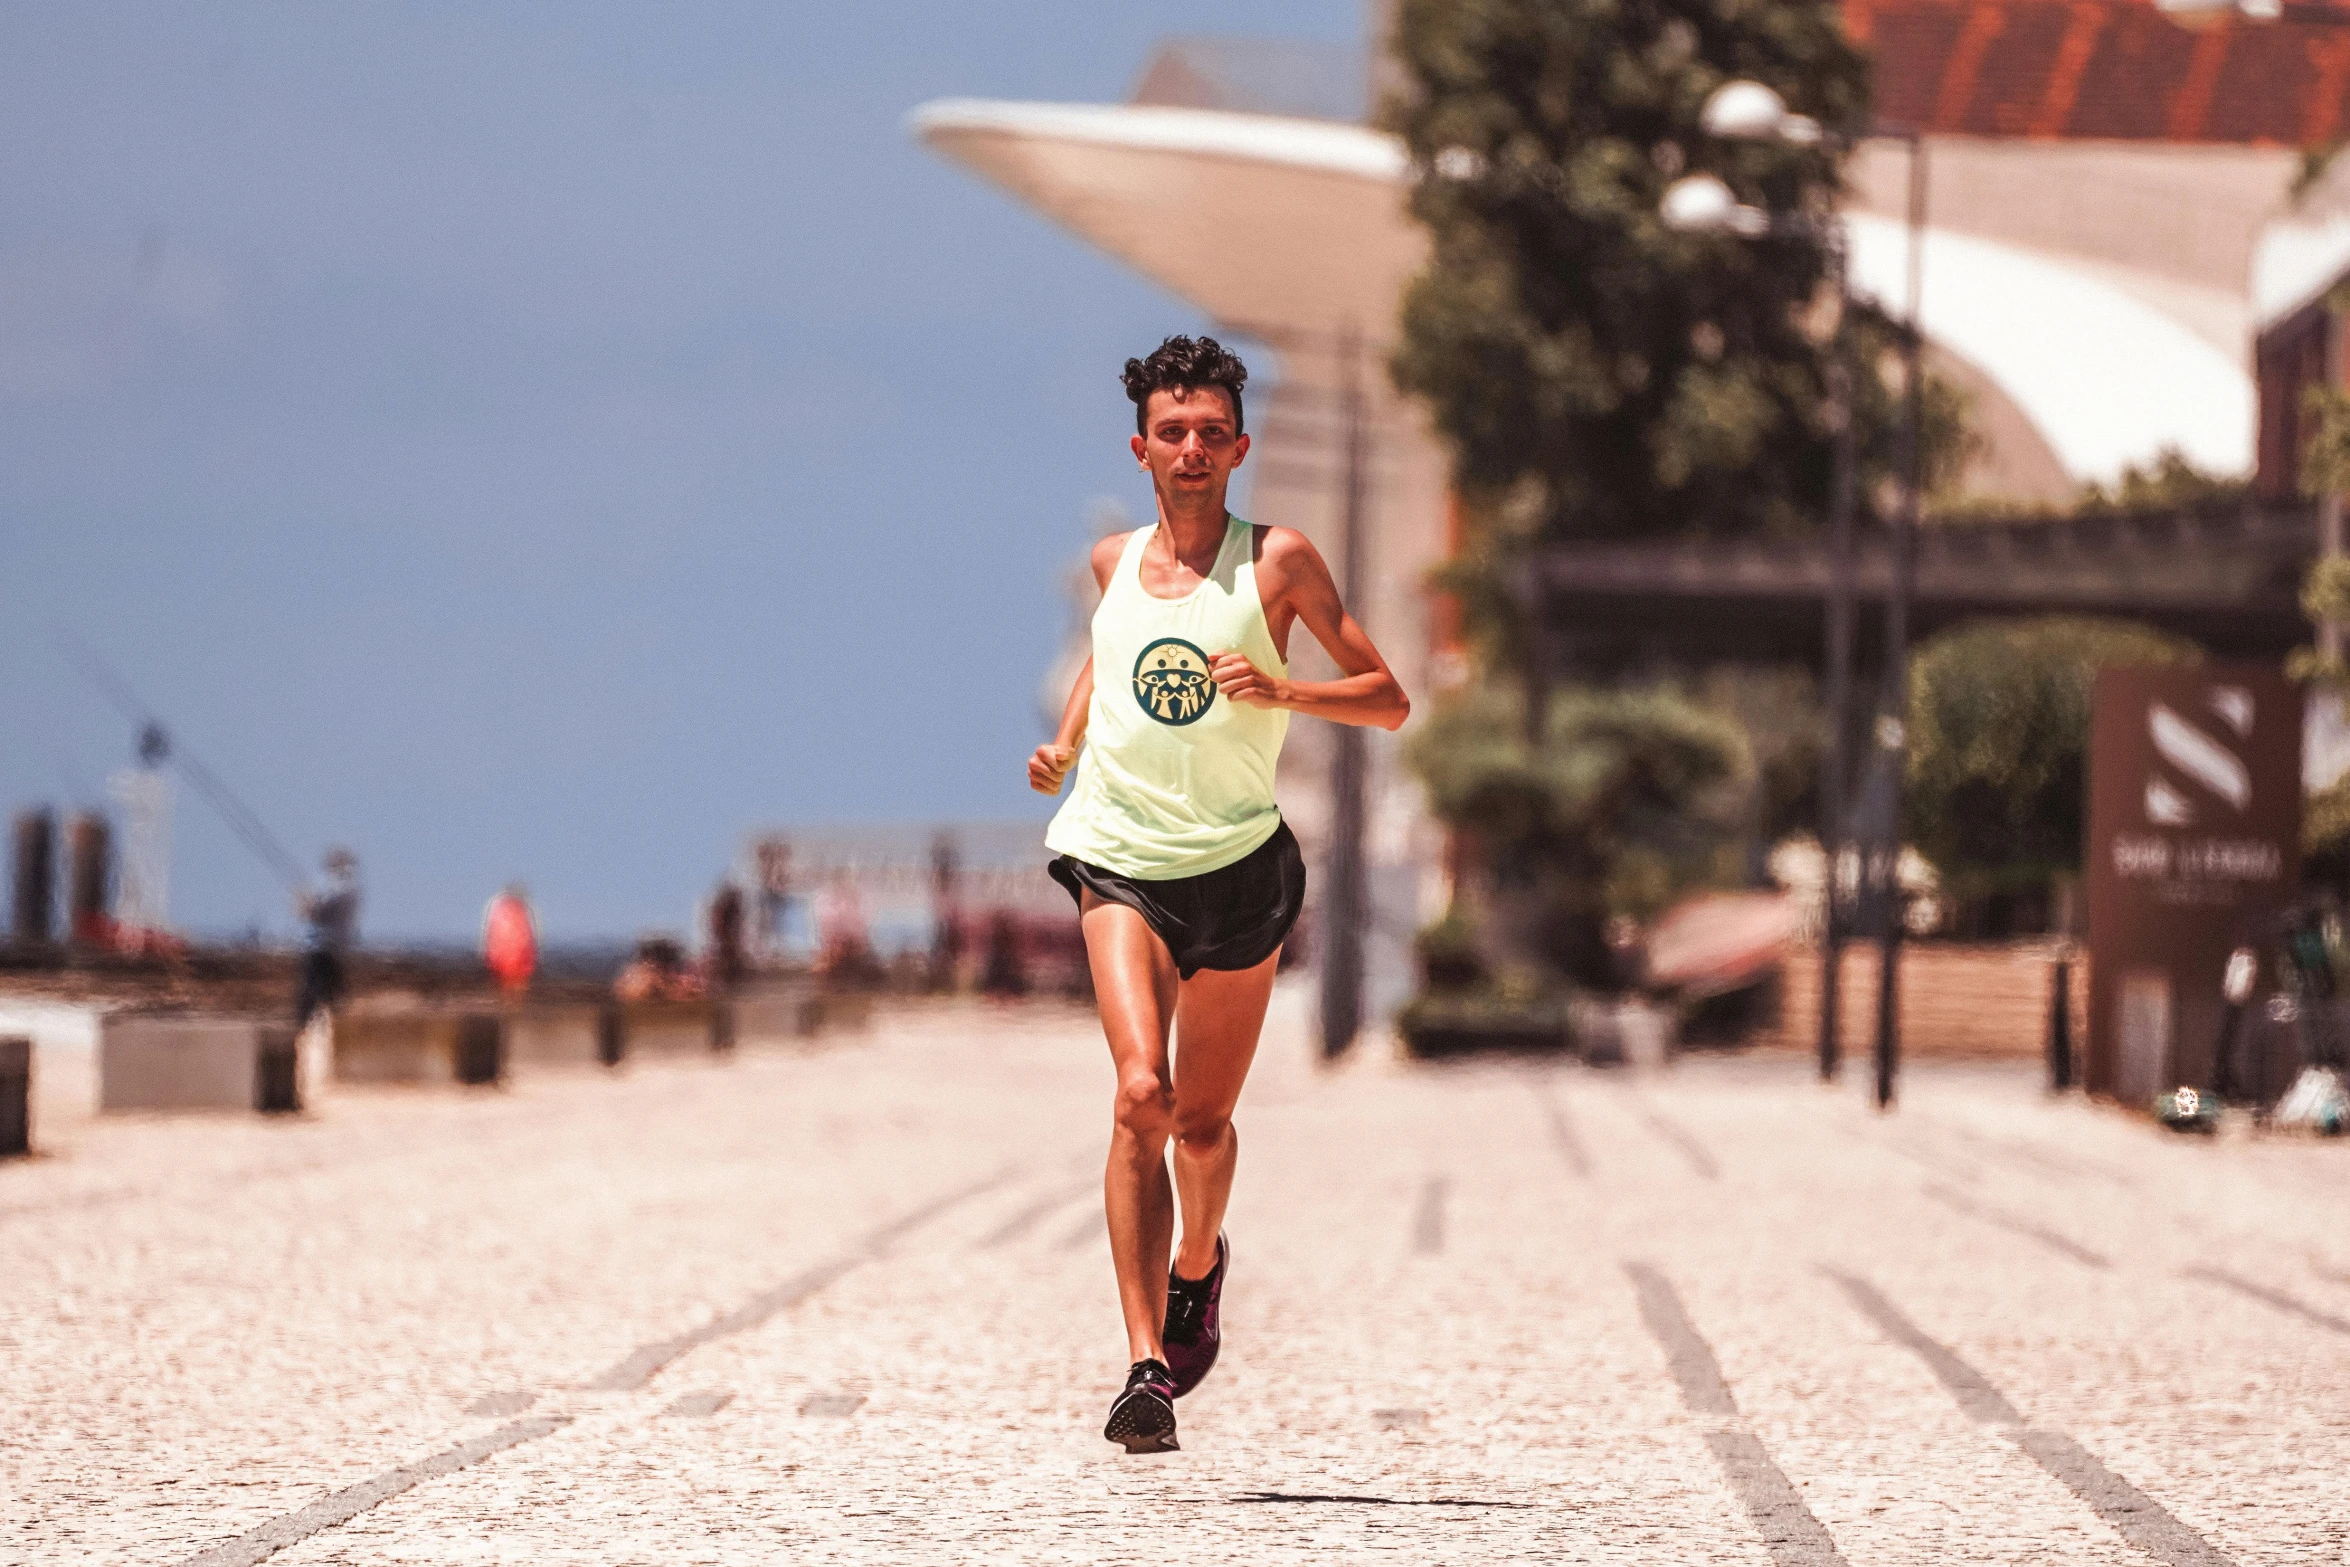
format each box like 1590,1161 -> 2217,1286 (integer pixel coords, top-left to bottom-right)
1132,637 -> 1215,726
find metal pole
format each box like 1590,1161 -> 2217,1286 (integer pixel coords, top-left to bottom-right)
1321,328 -> 1370,1060
2047,953 -> 2074,1091
1873,132 -> 1927,1111
2325,309 -> 2345,663
1818,225 -> 1857,1083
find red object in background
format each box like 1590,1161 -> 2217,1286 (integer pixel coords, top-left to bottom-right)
1644,891 -> 1797,998
483,890 -> 538,993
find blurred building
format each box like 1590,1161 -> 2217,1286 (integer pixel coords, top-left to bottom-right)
915,0 -> 2342,1017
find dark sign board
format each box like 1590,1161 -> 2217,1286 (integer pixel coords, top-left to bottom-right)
2086,663 -> 2301,1106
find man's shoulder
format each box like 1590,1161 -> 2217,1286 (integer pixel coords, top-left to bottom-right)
1090,529 -> 1136,584
1249,524 -> 1327,578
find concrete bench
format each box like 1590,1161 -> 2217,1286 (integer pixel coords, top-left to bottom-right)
0,1000 -> 109,1124
332,1007 -> 503,1086
815,990 -> 878,1033
505,1003 -> 622,1071
99,1013 -> 302,1113
731,979 -> 821,1045
616,999 -> 729,1061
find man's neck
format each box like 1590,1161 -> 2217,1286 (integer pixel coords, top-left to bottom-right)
1154,492 -> 1228,560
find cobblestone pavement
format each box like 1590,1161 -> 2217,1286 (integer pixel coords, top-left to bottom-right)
8,988 -> 2350,1564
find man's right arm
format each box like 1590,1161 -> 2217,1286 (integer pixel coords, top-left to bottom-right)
1030,657 -> 1092,795
1027,531 -> 1125,796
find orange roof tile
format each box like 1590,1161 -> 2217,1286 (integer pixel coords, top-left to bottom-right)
1849,0 -> 2350,142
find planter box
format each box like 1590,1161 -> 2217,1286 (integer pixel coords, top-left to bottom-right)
1399,998 -> 1571,1060
100,1014 -> 301,1113
333,1008 -> 503,1086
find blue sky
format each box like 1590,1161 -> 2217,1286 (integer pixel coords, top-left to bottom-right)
0,1 -> 1364,941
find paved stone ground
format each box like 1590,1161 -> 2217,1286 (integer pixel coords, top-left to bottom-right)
7,987 -> 2350,1564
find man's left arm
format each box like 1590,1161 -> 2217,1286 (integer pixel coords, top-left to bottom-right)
1208,531 -> 1409,731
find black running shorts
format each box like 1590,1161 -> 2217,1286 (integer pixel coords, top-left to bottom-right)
1049,821 -> 1306,980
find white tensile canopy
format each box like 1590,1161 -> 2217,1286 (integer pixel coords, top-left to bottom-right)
914,97 -> 2258,487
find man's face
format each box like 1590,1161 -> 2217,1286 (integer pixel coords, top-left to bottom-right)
1132,386 -> 1248,506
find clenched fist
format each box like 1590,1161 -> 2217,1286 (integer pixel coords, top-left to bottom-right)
1029,742 -> 1075,795
1210,652 -> 1286,709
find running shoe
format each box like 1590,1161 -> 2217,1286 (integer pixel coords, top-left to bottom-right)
1103,1359 -> 1179,1453
1162,1232 -> 1227,1398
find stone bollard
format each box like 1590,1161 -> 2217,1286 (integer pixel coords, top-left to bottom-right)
0,1036 -> 29,1155
255,1026 -> 301,1114
453,1013 -> 503,1086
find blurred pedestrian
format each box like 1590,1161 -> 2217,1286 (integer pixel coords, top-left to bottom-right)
754,839 -> 792,959
483,884 -> 538,997
815,872 -> 879,988
295,848 -> 360,1029
707,881 -> 746,990
929,833 -> 965,993
614,935 -> 702,1003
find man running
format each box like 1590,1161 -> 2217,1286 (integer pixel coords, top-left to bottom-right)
1029,335 -> 1409,1453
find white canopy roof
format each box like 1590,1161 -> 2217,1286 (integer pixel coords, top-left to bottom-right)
911,99 -> 1419,337
1844,214 -> 2254,484
915,98 -> 2255,483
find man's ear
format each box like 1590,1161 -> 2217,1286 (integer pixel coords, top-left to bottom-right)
1131,432 -> 1148,468
1231,432 -> 1249,467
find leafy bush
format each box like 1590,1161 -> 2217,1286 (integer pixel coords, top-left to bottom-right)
2306,775 -> 2350,890
1408,682 -> 1748,984
1413,909 -> 1488,992
1930,445 -> 2250,525
1904,617 -> 2197,899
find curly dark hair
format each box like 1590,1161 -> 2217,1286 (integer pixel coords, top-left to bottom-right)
1122,334 -> 1248,437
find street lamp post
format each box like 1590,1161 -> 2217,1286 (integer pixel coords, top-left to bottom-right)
1666,85 -> 1926,1107
1818,238 -> 1856,1086
1871,129 -> 1927,1111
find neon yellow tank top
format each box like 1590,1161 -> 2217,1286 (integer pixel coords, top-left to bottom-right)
1045,515 -> 1290,879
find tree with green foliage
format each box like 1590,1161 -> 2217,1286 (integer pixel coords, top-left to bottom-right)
1383,0 -> 1916,989
1904,617 -> 2196,909
2075,445 -> 2253,514
1927,444 -> 2251,525
1385,0 -> 1891,554
2286,365 -> 2350,886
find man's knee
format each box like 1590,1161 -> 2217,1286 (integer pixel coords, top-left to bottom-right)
1173,1111 -> 1232,1158
1113,1075 -> 1174,1138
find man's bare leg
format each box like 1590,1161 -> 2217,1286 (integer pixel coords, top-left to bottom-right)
1168,952 -> 1276,1280
1081,894 -> 1181,1364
